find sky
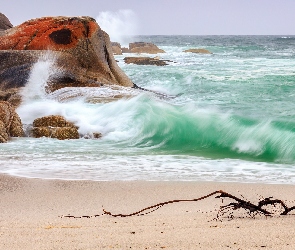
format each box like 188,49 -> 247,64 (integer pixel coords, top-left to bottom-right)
1,0 -> 295,36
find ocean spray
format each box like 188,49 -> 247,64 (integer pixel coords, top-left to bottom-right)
96,9 -> 139,46
20,52 -> 58,104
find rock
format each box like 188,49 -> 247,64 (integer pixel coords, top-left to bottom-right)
0,101 -> 24,142
33,115 -> 77,128
184,48 -> 212,54
111,42 -> 122,55
32,127 -> 52,138
52,127 -> 79,140
124,56 -> 171,66
93,132 -> 102,139
0,121 -> 8,143
32,127 -> 79,140
127,42 -> 165,54
83,132 -> 102,139
121,47 -> 130,53
32,115 -> 79,140
0,16 -> 134,106
0,13 -> 13,30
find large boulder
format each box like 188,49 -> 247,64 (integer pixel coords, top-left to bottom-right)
124,42 -> 165,54
0,101 -> 24,142
0,16 -> 134,106
32,115 -> 79,140
0,13 -> 13,30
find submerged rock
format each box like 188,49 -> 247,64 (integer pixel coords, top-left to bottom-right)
124,57 -> 171,66
184,48 -> 212,54
124,42 -> 165,54
0,101 -> 24,142
0,15 -> 134,106
32,115 -> 79,140
83,132 -> 102,139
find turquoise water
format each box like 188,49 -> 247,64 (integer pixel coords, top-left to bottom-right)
1,36 -> 295,184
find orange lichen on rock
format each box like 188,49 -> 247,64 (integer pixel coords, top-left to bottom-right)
0,16 -> 98,51
0,14 -> 134,99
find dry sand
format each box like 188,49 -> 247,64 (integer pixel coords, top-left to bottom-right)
0,174 -> 295,249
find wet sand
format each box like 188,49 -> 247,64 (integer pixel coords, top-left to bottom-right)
0,174 -> 295,249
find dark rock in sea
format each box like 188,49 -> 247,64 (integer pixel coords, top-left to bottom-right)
0,101 -> 24,142
184,48 -> 212,54
0,13 -> 13,30
124,57 -> 172,66
111,42 -> 122,55
93,132 -> 102,139
83,132 -> 102,139
32,115 -> 79,140
0,15 -> 134,106
123,42 -> 165,54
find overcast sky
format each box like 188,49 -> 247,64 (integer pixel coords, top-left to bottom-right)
1,0 -> 295,36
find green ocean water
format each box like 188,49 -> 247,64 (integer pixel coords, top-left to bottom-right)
118,36 -> 295,161
1,35 -> 295,183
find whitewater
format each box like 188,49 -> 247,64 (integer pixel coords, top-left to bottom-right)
1,35 -> 295,184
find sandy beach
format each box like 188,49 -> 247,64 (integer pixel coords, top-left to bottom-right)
0,174 -> 295,249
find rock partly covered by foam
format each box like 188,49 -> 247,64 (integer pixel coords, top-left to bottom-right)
0,13 -> 13,30
184,48 -> 212,54
0,101 -> 24,142
32,115 -> 79,140
33,115 -> 77,128
123,42 -> 165,54
0,15 -> 134,106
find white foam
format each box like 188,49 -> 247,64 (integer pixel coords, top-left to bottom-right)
20,52 -> 60,103
1,140 -> 294,184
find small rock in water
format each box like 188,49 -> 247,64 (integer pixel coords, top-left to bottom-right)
183,48 -> 212,54
93,132 -> 102,139
124,57 -> 172,66
32,115 -> 79,140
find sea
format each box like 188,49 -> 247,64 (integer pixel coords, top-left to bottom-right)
1,35 -> 295,184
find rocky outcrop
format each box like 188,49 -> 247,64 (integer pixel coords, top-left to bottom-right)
124,57 -> 172,66
0,101 -> 24,142
0,13 -> 13,30
111,42 -> 122,55
184,48 -> 212,54
123,42 -> 165,54
32,115 -> 79,140
0,88 -> 22,107
121,47 -> 130,53
0,15 -> 134,106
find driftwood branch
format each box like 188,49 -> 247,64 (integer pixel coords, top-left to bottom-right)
102,190 -> 295,219
61,190 -> 295,220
